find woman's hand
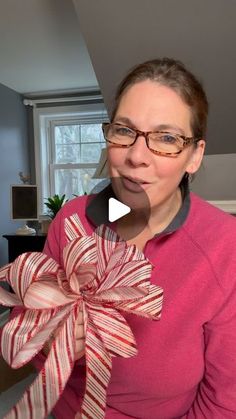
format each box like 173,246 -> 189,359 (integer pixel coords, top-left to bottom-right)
43,305 -> 85,361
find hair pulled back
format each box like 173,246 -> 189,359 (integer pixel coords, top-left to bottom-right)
111,58 -> 208,139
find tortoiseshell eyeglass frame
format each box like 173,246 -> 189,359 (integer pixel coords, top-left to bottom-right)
102,122 -> 201,157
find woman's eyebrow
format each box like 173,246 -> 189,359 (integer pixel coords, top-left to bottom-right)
156,124 -> 185,135
113,116 -> 135,127
113,117 -> 185,135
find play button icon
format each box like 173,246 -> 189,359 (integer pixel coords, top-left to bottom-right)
86,177 -> 151,242
108,197 -> 131,222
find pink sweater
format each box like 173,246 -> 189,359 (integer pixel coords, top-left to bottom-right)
5,192 -> 236,418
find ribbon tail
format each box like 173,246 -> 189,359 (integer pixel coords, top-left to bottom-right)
86,303 -> 137,358
81,316 -> 112,419
4,306 -> 76,419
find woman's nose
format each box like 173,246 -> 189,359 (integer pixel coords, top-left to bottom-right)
126,135 -> 150,166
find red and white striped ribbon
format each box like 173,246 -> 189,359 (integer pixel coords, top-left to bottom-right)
0,213 -> 163,419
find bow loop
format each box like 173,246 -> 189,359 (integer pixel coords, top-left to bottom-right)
104,241 -> 127,272
63,236 -> 97,279
93,224 -> 122,277
9,252 -> 59,302
93,286 -> 148,304
0,283 -> 22,307
72,264 -> 98,295
24,279 -> 77,309
1,305 -> 72,368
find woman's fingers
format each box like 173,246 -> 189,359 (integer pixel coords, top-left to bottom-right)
76,309 -> 84,325
74,307 -> 85,360
75,338 -> 85,360
43,306 -> 86,360
76,322 -> 85,339
42,319 -> 64,356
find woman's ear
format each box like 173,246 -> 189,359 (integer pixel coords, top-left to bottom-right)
186,140 -> 205,174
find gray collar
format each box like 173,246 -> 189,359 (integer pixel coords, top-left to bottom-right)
86,180 -> 190,235
157,179 -> 190,236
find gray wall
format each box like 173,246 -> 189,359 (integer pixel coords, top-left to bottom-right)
0,83 -> 29,266
191,154 -> 236,200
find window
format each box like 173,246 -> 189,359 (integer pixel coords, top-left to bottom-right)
51,121 -> 105,197
33,102 -> 108,215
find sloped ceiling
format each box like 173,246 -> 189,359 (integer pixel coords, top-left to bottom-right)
0,0 -> 98,93
73,0 -> 236,155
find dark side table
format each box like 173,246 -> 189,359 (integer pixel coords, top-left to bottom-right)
3,234 -> 47,263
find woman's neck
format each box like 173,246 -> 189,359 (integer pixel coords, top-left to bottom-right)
148,187 -> 182,234
116,188 -> 182,244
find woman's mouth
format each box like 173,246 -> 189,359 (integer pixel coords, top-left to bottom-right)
122,176 -> 151,192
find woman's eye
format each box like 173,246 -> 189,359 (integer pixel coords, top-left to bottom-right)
160,134 -> 177,144
114,125 -> 133,136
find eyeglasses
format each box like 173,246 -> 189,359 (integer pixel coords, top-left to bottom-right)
102,122 -> 201,157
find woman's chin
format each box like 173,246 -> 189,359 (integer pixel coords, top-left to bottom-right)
120,189 -> 151,213
110,176 -> 151,212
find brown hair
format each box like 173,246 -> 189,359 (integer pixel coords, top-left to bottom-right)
111,58 -> 208,139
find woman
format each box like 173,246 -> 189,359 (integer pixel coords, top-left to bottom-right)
9,58 -> 236,417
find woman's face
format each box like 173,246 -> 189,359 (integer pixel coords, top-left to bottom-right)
107,80 -> 205,211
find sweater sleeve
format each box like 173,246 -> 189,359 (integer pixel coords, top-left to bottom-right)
182,282 -> 236,418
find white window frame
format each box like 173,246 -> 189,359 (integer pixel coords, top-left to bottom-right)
33,103 -> 108,216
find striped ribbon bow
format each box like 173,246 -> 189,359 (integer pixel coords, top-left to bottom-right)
0,213 -> 163,419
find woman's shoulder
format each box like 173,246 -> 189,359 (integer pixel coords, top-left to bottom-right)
186,193 -> 236,248
185,193 -> 236,291
45,194 -> 97,262
189,192 -> 236,231
49,194 -> 97,235
59,194 -> 89,217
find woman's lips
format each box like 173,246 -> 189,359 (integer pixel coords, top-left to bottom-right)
122,176 -> 151,192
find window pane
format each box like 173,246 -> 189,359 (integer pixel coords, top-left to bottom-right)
81,124 -> 104,142
54,124 -> 105,164
54,168 -> 102,200
55,143 -> 81,164
55,125 -> 81,163
81,143 -> 104,163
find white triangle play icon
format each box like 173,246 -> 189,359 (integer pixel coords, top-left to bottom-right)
108,197 -> 131,222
